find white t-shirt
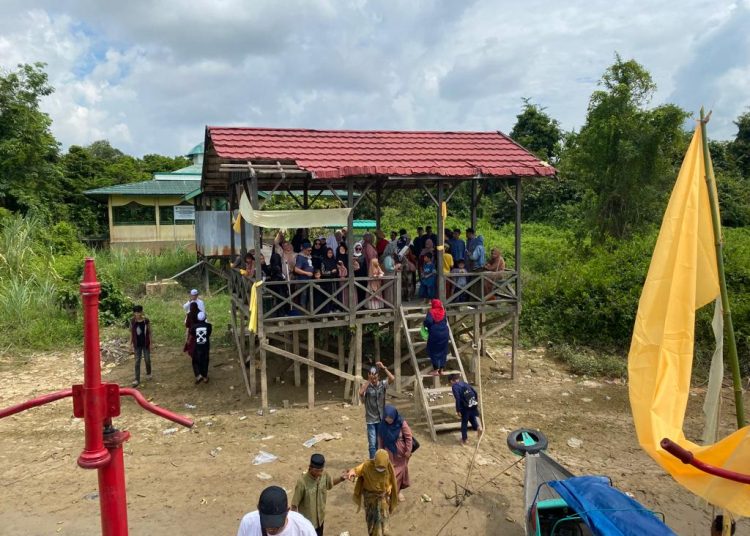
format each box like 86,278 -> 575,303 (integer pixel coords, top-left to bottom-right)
236,511 -> 316,536
183,298 -> 206,313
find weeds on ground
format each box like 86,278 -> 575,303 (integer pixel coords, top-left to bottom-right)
546,343 -> 628,378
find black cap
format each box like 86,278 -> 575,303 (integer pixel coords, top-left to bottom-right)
310,453 -> 325,468
258,486 -> 288,530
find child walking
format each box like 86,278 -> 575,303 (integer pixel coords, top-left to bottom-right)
291,453 -> 346,536
129,305 -> 152,387
449,374 -> 483,445
191,311 -> 212,384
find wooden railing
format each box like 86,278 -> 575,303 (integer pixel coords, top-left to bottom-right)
443,270 -> 518,308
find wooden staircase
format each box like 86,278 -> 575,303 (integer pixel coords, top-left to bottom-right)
399,304 -> 470,441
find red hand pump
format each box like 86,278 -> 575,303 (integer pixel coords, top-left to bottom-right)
0,258 -> 193,535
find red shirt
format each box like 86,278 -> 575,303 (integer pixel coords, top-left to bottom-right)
376,238 -> 389,256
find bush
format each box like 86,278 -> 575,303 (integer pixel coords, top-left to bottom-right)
547,343 -> 627,378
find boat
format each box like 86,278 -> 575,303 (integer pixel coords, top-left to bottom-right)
507,429 -> 677,536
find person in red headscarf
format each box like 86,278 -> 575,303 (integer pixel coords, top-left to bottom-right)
423,299 -> 449,375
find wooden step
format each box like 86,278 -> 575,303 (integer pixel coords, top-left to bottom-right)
424,386 -> 454,395
419,369 -> 462,378
433,422 -> 462,432
403,313 -> 428,320
426,403 -> 456,412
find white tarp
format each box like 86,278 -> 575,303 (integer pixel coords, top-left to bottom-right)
239,192 -> 351,229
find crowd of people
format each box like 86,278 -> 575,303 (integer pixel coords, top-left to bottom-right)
233,225 -> 507,314
237,340 -> 482,536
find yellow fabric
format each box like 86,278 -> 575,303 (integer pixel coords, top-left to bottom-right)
239,192 -> 351,229
248,280 -> 263,333
628,126 -> 750,515
352,450 -> 398,514
443,252 -> 454,274
441,201 -> 447,219
232,213 -> 242,233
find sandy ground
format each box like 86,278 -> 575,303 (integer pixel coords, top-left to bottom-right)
0,341 -> 747,536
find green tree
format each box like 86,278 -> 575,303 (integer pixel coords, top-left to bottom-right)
0,63 -> 62,213
563,54 -> 689,241
729,110 -> 750,178
509,98 -> 563,163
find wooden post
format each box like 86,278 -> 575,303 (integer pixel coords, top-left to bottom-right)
338,331 -> 345,371
344,337 -> 356,400
394,276 -> 402,393
375,181 -> 382,231
472,313 -> 481,378
511,313 -> 519,380
470,180 -> 478,231
229,186 -> 236,259
437,180 -> 446,302
353,323 -> 363,406
308,326 -> 315,409
250,172 -> 268,411
515,176 -> 522,309
347,180 -> 356,325
248,332 -> 256,396
293,331 -> 301,387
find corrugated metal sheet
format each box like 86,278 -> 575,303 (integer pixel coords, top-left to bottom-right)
206,127 -> 556,179
85,179 -> 200,198
195,210 -> 254,257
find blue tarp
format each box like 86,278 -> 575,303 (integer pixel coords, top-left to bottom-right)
548,476 -> 677,536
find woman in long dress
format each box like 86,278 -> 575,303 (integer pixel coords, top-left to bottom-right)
346,449 -> 399,536
378,405 -> 413,502
483,247 -> 506,299
367,258 -> 385,310
423,299 -> 449,375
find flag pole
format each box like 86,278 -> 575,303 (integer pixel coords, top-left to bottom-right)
700,107 -> 745,429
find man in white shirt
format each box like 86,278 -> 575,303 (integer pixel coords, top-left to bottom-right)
237,485 -> 316,536
183,288 -> 206,313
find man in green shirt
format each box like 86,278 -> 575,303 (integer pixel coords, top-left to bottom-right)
291,454 -> 345,536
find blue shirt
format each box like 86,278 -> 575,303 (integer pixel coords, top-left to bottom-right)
448,238 -> 466,261
295,254 -> 314,280
452,380 -> 477,413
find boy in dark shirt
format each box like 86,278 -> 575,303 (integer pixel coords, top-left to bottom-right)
191,311 -> 213,384
449,374 -> 483,445
129,305 -> 152,387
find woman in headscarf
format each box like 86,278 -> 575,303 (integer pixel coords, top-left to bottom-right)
381,241 -> 401,306
353,241 -> 367,305
291,228 -> 305,253
336,243 -> 350,308
423,299 -> 449,375
378,405 -> 412,502
483,247 -> 507,299
346,449 -> 399,536
362,233 -> 378,268
366,258 -> 385,310
320,247 -> 339,313
183,301 -> 200,358
311,237 -> 325,271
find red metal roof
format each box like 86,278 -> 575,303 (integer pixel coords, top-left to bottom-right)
207,127 -> 555,179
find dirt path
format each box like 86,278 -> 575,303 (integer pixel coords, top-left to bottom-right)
0,344 -> 746,535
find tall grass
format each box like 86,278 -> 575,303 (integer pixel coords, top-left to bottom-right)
0,213 -> 200,353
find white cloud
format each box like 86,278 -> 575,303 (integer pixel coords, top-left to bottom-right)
0,0 -> 747,156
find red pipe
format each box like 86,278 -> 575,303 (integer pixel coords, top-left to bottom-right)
661,438 -> 750,484
78,259 -> 111,470
119,388 -> 194,428
0,389 -> 72,419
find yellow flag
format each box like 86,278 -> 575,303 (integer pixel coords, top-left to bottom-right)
248,280 -> 263,334
232,213 -> 242,234
628,126 -> 750,515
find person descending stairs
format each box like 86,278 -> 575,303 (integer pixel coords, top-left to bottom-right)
399,301 -> 476,441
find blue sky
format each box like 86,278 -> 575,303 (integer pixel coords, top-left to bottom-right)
1,0 -> 748,156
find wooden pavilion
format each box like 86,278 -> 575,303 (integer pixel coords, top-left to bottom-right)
201,127 -> 555,439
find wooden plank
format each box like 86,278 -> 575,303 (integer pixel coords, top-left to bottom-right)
293,331 -> 301,387
308,326 -> 315,410
261,343 -> 359,383
344,337 -> 356,400
260,345 -> 268,411
338,332 -> 345,371
353,323 -> 363,406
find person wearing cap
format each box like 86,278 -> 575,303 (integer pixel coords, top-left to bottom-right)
291,454 -> 345,536
190,311 -> 212,384
237,485 -> 316,536
359,361 -> 395,459
345,449 -> 398,536
183,288 -> 206,313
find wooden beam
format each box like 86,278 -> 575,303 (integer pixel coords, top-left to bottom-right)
293,331 -> 301,387
420,183 -> 438,207
308,326 -> 315,409
437,180 -> 446,302
353,323 -> 363,406
285,188 -> 305,209
261,343 -> 359,383
351,181 -> 374,210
